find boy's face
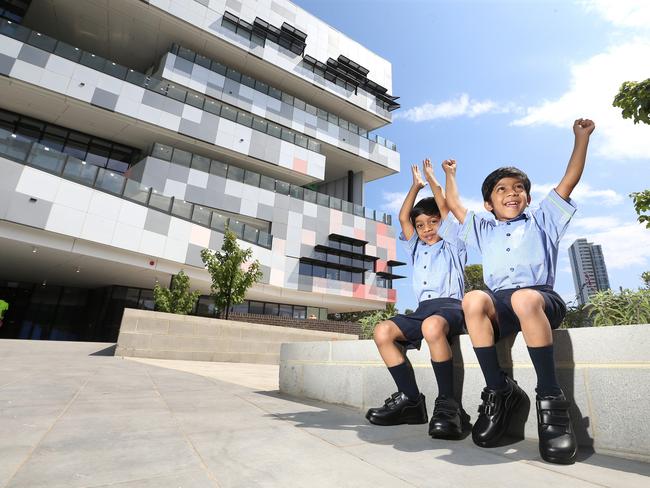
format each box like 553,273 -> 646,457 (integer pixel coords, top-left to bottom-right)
414,213 -> 442,244
484,176 -> 532,221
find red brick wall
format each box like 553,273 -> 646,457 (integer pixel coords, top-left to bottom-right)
227,313 -> 361,337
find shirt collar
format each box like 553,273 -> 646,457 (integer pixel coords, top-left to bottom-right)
498,212 -> 530,225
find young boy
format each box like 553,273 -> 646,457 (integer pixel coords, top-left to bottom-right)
443,119 -> 595,464
366,159 -> 469,439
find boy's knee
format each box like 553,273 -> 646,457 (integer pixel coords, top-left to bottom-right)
511,289 -> 544,317
373,320 -> 395,346
422,316 -> 447,343
463,290 -> 491,315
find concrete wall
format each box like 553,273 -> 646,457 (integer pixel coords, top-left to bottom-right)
115,308 -> 357,364
279,325 -> 650,462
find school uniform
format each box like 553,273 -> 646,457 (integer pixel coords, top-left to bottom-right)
390,216 -> 467,349
460,189 -> 576,338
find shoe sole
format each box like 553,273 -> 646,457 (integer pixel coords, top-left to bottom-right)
367,414 -> 428,426
473,388 -> 527,448
540,448 -> 577,465
430,428 -> 463,440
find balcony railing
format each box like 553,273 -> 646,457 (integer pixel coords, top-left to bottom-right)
0,132 -> 273,249
169,44 -> 397,151
150,142 -> 393,225
0,19 -> 322,154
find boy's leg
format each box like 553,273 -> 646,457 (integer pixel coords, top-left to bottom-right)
422,315 -> 466,439
366,320 -> 427,426
373,320 -> 419,399
510,289 -> 576,464
463,290 -> 506,389
464,290 -> 527,447
510,289 -> 560,395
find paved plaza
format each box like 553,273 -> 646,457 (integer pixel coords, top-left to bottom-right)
1,339 -> 648,487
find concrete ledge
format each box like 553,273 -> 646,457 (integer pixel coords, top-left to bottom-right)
115,309 -> 357,364
279,324 -> 650,462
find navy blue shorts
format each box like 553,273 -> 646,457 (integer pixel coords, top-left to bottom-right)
390,297 -> 466,350
484,285 -> 567,341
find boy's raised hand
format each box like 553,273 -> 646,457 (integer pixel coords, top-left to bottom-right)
573,118 -> 595,138
423,158 -> 435,181
441,159 -> 457,176
411,164 -> 426,189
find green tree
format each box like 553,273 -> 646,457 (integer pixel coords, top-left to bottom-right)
630,191 -> 650,229
153,270 -> 200,315
613,79 -> 650,125
613,79 -> 650,228
358,303 -> 398,339
200,229 -> 263,319
464,264 -> 487,293
588,288 -> 650,327
642,271 -> 650,289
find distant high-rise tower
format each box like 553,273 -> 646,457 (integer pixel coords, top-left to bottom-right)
569,239 -> 611,305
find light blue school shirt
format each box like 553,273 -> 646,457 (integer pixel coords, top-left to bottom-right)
399,216 -> 467,303
459,189 -> 576,291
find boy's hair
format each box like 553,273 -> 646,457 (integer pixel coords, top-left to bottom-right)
481,166 -> 531,202
409,197 -> 440,226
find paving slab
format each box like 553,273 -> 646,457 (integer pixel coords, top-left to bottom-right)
0,339 -> 648,488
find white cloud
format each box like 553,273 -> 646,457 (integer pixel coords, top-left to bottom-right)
531,182 -> 624,206
580,0 -> 650,29
512,0 -> 650,160
396,94 -> 518,122
562,220 -> 650,270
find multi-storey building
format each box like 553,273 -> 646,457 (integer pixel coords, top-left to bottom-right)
569,238 -> 611,306
0,0 -> 402,341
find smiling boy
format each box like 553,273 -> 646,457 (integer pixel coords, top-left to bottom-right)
443,119 -> 595,463
366,159 -> 469,440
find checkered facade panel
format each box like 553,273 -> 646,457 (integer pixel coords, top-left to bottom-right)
157,52 -> 399,172
145,0 -> 392,119
0,35 -> 326,181
1,155 -> 396,303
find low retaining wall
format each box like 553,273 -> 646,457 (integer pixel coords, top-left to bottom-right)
115,309 -> 357,364
280,325 -> 650,462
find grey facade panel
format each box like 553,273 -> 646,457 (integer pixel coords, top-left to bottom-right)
17,44 -> 48,67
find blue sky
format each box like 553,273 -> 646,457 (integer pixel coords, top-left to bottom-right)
294,0 -> 650,312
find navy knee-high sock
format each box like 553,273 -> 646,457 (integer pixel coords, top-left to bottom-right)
474,346 -> 507,390
431,359 -> 454,398
528,345 -> 562,396
388,361 -> 420,400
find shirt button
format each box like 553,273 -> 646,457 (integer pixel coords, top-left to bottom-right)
424,265 -> 427,269
428,294 -> 431,298
507,222 -> 511,225
506,248 -> 510,251
423,281 -> 427,285
516,285 -> 521,288
424,252 -> 428,255
510,267 -> 514,271
506,233 -> 511,237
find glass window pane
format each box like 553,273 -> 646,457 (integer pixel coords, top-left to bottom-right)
280,128 -> 295,143
249,301 -> 264,314
171,148 -> 192,167
221,106 -> 238,121
275,180 -> 289,195
149,191 -> 172,212
209,160 -> 228,177
204,99 -> 222,115
95,168 -> 125,195
53,41 -> 81,62
279,304 -> 292,317
192,206 -> 211,226
252,117 -> 268,133
62,157 -> 98,185
171,199 -> 193,219
313,265 -> 326,278
27,144 -> 65,173
210,213 -> 228,232
259,175 -> 275,191
267,122 -> 282,138
104,61 -> 128,79
123,179 -> 150,204
227,165 -> 244,182
264,303 -> 279,316
243,170 -> 260,187
293,306 -> 306,320
299,261 -> 312,276
237,112 -> 253,127
79,51 -> 104,71
191,154 -> 210,172
28,31 -> 56,52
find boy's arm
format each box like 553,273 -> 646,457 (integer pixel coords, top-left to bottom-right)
399,164 -> 426,241
442,159 -> 468,223
422,158 -> 448,219
555,118 -> 595,201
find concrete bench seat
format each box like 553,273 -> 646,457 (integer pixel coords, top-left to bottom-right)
279,324 -> 650,462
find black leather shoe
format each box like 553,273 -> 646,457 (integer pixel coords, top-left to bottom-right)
366,392 -> 402,415
472,376 -> 527,447
366,392 -> 428,426
429,396 -> 466,439
537,392 -> 577,464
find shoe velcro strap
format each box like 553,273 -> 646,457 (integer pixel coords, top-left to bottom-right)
538,411 -> 571,426
538,398 -> 570,410
481,391 -> 496,402
478,404 -> 493,415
